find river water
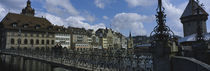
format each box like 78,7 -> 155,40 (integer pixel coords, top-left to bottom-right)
0,55 -> 72,71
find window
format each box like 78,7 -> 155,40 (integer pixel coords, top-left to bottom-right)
42,40 -> 44,45
46,40 -> 49,44
11,38 -> 15,44
58,29 -> 61,31
42,34 -> 44,37
11,32 -> 15,36
11,22 -> 17,27
30,39 -> 34,45
48,26 -> 53,30
23,24 -> 29,28
17,39 -> 21,44
12,24 -> 17,27
36,40 -> 39,44
51,40 -> 54,45
35,25 -> 40,29
30,33 -> 33,37
25,33 -> 27,37
46,34 -> 49,37
36,34 -> 39,37
24,39 -> 28,44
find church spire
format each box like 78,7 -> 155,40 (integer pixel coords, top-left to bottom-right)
21,0 -> 35,16
129,31 -> 132,39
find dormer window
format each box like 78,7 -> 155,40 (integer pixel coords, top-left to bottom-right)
11,22 -> 17,27
58,29 -> 61,31
35,26 -> 40,29
13,24 -> 17,27
35,25 -> 40,29
23,24 -> 29,28
48,26 -> 53,30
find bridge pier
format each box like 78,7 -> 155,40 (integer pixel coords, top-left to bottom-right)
16,56 -> 22,71
9,55 -> 14,71
22,57 -> 26,71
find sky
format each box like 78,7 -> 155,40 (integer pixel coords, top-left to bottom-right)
0,0 -> 210,37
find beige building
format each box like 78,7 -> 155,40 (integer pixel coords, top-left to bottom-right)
0,0 -> 56,50
96,28 -> 128,49
69,27 -> 90,49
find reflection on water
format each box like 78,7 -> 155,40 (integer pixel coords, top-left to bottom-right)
0,55 -> 71,71
54,68 -> 72,71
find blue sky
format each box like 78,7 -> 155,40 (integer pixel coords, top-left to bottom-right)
0,0 -> 210,37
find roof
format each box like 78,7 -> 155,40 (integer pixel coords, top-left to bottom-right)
181,0 -> 208,18
68,27 -> 88,35
178,33 -> 210,43
1,13 -> 53,31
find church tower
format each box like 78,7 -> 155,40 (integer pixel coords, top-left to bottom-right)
127,32 -> 133,49
180,0 -> 208,37
21,0 -> 35,16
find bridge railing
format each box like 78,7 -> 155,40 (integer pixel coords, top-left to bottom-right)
0,49 -> 153,71
171,56 -> 210,71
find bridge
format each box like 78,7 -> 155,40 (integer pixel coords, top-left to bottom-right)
0,49 -> 153,71
1,48 -> 210,71
1,0 -> 210,71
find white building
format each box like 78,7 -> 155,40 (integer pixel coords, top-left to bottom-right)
55,33 -> 71,48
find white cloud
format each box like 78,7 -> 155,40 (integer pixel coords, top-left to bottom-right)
37,12 -> 66,26
125,0 -> 156,7
45,0 -> 79,16
95,0 -> 105,9
200,0 -> 210,33
103,16 -> 109,20
82,11 -> 96,23
94,0 -> 112,9
0,0 -> 26,10
37,12 -> 105,31
112,13 -> 149,36
0,5 -> 7,21
0,0 -> 27,13
162,0 -> 187,36
66,16 -> 105,30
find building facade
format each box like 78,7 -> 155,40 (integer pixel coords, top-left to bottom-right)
54,26 -> 71,48
96,28 -> 128,49
0,0 -> 56,50
132,35 -> 150,47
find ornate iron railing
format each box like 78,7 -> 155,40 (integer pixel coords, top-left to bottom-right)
0,49 -> 153,71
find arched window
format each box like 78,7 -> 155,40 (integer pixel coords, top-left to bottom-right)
11,38 -> 15,44
42,40 -> 44,45
46,40 -> 49,44
51,40 -> 54,45
36,39 -> 39,44
17,39 -> 21,44
24,39 -> 28,44
30,39 -> 34,45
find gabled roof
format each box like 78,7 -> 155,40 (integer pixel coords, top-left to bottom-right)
1,13 -> 52,29
181,0 -> 208,18
0,13 -> 54,32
